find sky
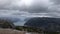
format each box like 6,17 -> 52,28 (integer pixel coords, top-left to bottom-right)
0,0 -> 60,26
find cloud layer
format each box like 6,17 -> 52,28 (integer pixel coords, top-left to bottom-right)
0,0 -> 60,26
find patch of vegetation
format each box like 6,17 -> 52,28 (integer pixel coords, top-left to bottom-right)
16,26 -> 60,34
16,26 -> 42,33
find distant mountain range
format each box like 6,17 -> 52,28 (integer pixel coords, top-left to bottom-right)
0,17 -> 20,23
24,17 -> 60,32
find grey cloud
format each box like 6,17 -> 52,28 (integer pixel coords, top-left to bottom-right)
0,0 -> 60,17
27,6 -> 48,13
0,0 -> 51,13
49,0 -> 60,11
20,0 -> 50,13
0,0 -> 21,10
50,0 -> 60,5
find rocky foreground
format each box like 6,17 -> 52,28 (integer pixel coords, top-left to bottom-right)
0,28 -> 26,34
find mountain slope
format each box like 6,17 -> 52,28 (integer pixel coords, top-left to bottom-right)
24,17 -> 60,32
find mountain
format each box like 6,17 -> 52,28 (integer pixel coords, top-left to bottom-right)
24,17 -> 60,32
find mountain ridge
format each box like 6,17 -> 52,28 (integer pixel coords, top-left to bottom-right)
24,17 -> 60,32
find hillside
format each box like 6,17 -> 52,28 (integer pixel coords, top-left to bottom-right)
24,17 -> 60,32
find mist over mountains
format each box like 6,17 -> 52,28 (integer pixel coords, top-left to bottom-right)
0,16 -> 26,26
0,17 -> 20,22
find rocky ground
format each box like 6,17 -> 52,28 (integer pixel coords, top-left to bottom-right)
0,28 -> 26,34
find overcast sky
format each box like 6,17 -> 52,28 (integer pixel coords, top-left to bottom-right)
0,0 -> 60,26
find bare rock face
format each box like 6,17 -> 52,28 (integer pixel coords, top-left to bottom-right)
24,17 -> 60,32
0,28 -> 26,34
